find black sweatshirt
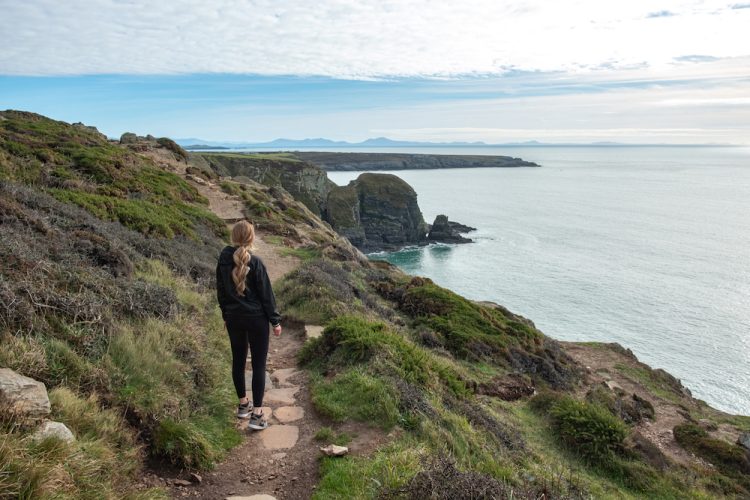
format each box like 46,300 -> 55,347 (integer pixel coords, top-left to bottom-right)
216,246 -> 281,326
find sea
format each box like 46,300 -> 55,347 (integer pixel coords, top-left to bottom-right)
315,146 -> 750,416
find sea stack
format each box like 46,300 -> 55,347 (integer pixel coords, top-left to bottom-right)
427,214 -> 475,243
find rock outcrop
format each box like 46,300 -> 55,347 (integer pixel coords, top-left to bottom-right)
195,154 -> 335,217
427,214 -> 475,244
0,368 -> 51,420
325,173 -> 427,252
0,369 -> 76,444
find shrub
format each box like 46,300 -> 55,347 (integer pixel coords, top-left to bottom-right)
549,397 -> 628,463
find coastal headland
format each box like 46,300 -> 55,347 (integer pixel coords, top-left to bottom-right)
1,111 -> 748,499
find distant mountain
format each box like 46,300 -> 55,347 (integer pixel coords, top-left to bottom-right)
176,137 -> 739,149
176,136 -> 491,149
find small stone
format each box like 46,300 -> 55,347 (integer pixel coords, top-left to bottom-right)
305,325 -> 324,339
271,452 -> 287,460
173,479 -> 192,487
604,380 -> 624,393
320,444 -> 349,457
32,421 -> 75,443
190,473 -> 202,484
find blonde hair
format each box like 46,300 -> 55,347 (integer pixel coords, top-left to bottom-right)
231,221 -> 255,295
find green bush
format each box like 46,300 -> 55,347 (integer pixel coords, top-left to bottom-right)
549,397 -> 628,463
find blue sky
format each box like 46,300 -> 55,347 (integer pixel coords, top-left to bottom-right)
1,0 -> 749,144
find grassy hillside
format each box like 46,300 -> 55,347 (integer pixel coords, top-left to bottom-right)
1,111 -> 748,499
0,112 -> 237,498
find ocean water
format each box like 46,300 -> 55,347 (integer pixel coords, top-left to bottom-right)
327,147 -> 750,416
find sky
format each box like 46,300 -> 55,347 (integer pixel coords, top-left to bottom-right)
1,0 -> 749,144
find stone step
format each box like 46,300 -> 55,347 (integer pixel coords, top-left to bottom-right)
259,425 -> 299,450
245,371 -> 274,391
271,368 -> 298,387
263,387 -> 299,406
273,406 -> 304,423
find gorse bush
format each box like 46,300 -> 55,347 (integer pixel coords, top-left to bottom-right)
548,396 -> 628,463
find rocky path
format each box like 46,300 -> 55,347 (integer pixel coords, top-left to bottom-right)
163,170 -> 328,499
167,325 -> 328,500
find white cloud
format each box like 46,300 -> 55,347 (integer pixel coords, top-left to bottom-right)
1,0 -> 749,78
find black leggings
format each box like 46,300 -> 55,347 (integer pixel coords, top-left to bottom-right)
225,315 -> 270,406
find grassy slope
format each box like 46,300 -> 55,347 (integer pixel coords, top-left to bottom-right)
0,112 -> 237,498
1,111 -> 748,499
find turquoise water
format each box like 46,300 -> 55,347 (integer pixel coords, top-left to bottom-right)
327,147 -> 750,415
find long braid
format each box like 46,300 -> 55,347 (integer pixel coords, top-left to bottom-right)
230,220 -> 255,295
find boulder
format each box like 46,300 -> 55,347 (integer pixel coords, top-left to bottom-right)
427,214 -> 474,244
0,368 -> 50,420
32,421 -> 75,443
119,132 -> 138,144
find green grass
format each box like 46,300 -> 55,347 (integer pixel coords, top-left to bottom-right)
0,387 -> 165,499
313,440 -> 423,500
314,427 -> 353,446
200,152 -> 301,162
673,424 -> 750,480
398,279 -> 540,360
311,369 -> 400,430
49,189 -> 224,240
279,246 -> 322,261
614,363 -> 683,403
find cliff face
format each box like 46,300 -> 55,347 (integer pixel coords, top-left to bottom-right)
195,153 -> 335,216
325,173 -> 427,252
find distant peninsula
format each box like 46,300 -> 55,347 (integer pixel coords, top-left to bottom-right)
290,151 -> 539,171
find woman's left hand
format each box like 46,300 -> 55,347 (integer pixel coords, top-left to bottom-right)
273,324 -> 282,337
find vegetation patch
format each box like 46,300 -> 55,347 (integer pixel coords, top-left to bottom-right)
674,424 -> 750,480
548,396 -> 628,463
311,369 -> 400,430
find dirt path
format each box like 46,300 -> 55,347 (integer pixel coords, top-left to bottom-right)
160,169 -> 329,500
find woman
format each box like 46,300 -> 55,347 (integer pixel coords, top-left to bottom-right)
216,220 -> 282,430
